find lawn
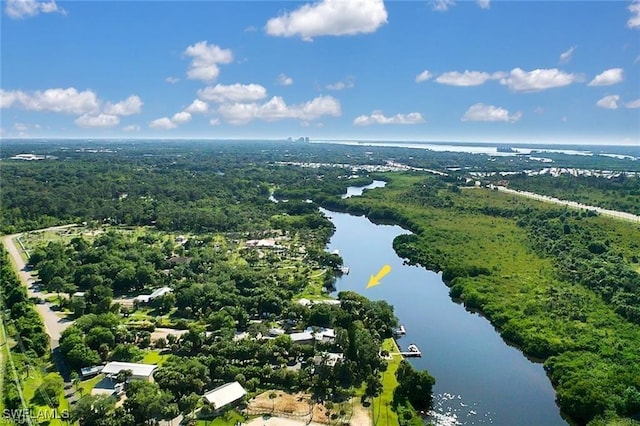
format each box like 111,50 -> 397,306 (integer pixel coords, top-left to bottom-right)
371,338 -> 401,426
20,361 -> 69,425
142,350 -> 170,366
79,373 -> 105,397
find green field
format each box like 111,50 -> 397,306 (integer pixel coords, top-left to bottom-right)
371,339 -> 402,426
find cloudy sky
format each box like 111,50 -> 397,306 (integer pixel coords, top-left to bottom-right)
1,0 -> 639,144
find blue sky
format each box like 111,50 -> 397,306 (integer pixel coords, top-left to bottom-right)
1,0 -> 639,144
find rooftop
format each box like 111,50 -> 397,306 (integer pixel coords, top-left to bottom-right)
101,361 -> 157,378
203,381 -> 247,409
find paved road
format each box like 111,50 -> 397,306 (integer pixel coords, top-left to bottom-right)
1,225 -> 78,349
494,186 -> 640,223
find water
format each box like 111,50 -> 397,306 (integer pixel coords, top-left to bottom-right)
342,180 -> 387,199
322,182 -> 566,426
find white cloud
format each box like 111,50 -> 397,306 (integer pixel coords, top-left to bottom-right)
123,124 -> 141,132
625,98 -> 640,108
165,76 -> 180,84
198,83 -> 267,103
209,118 -> 221,126
596,95 -> 620,109
0,87 -> 99,114
265,0 -> 388,41
326,78 -> 355,90
500,68 -> 583,92
172,111 -> 192,124
244,25 -> 257,32
353,111 -> 425,126
185,99 -> 209,114
74,113 -> 119,128
432,0 -> 455,11
217,95 -> 341,125
628,0 -> 640,29
5,0 -> 64,19
14,123 -> 29,132
103,95 -> 143,116
277,74 -> 294,86
461,103 -> 522,122
435,70 -> 503,86
587,68 -> 624,86
477,0 -> 490,9
415,70 -> 432,83
559,46 -> 576,64
184,41 -> 233,82
149,117 -> 177,130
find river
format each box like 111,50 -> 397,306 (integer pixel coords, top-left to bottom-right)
322,181 -> 566,426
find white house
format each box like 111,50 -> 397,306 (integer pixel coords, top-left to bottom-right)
101,362 -> 157,382
203,381 -> 247,410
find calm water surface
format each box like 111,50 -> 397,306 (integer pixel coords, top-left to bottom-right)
322,182 -> 566,426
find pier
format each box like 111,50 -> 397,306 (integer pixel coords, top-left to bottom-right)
392,343 -> 422,357
393,324 -> 406,336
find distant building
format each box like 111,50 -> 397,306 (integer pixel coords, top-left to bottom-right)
289,331 -> 314,345
203,381 -> 247,411
101,361 -> 157,382
135,286 -> 173,304
306,327 -> 336,343
288,327 -> 336,344
9,154 -> 46,161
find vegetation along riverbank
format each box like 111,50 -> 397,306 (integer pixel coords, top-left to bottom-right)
322,172 -> 640,425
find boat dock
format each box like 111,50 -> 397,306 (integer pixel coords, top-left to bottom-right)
394,343 -> 422,357
398,351 -> 422,357
393,324 -> 406,336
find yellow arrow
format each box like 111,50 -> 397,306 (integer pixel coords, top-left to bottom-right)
367,264 -> 392,288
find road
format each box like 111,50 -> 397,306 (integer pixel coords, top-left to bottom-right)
494,186 -> 640,223
1,224 -> 78,349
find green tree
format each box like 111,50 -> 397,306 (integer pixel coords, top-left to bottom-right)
35,373 -> 64,407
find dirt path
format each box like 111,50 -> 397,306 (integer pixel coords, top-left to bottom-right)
1,225 -> 78,349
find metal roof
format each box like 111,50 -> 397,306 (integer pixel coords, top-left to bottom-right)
101,362 -> 157,377
203,381 -> 247,409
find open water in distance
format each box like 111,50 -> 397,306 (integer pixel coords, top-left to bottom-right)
323,181 -> 566,426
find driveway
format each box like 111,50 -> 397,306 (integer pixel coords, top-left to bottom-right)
2,225 -> 78,349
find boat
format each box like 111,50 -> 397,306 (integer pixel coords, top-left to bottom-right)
339,266 -> 350,274
408,343 -> 419,352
